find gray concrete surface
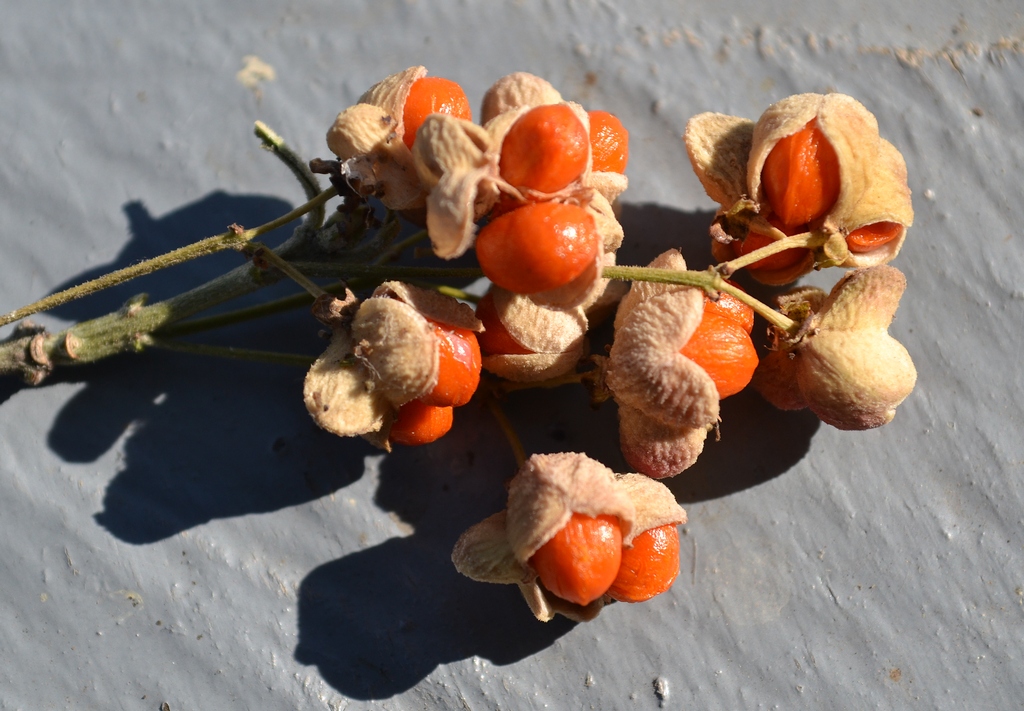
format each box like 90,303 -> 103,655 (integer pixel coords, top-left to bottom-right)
2,1 -> 1023,708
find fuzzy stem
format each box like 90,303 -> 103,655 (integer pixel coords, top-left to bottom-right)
718,230 -> 826,275
248,243 -> 327,298
292,263 -> 484,282
253,121 -> 324,212
0,187 -> 337,329
372,229 -> 429,265
603,265 -> 798,333
144,336 -> 315,367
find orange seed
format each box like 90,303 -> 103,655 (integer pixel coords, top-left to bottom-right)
402,76 -> 472,149
529,512 -> 623,606
607,524 -> 680,603
761,120 -> 841,229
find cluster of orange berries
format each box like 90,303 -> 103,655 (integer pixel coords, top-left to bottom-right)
531,511 -> 679,606
309,73 -> 918,621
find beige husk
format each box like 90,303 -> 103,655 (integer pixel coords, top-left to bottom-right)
326,67 -> 429,211
753,266 -> 917,430
480,72 -> 563,124
615,473 -> 687,545
372,281 -> 483,332
605,249 -> 721,478
303,327 -> 392,439
506,453 -> 636,563
490,288 -> 587,353
607,250 -> 719,430
411,114 -> 500,259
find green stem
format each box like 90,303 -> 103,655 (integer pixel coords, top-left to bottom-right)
0,186 -> 337,329
254,121 -> 324,214
144,336 -> 315,367
603,265 -> 798,333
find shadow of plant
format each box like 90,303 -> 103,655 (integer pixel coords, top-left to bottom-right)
37,192 -> 376,543
19,195 -> 821,696
293,204 -> 821,698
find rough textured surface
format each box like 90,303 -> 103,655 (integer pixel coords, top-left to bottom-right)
2,0 -> 1024,708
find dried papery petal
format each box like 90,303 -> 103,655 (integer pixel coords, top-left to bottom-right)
816,264 -> 906,333
490,287 -> 587,354
684,113 -> 755,207
412,113 -> 501,259
617,403 -> 708,479
506,453 -> 635,564
303,328 -> 392,438
451,511 -> 532,585
350,297 -> 438,405
798,328 -> 916,429
372,281 -> 482,332
481,72 -> 563,125
615,473 -> 687,545
527,252 -> 603,311
612,249 -> 689,331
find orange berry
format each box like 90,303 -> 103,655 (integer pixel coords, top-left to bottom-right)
761,120 -> 841,229
607,524 -> 680,603
703,281 -> 754,334
402,76 -> 472,150
475,202 -> 600,294
846,221 -> 902,253
389,400 -> 453,446
588,110 -> 629,173
529,512 -> 622,606
419,321 -> 482,408
474,292 -> 533,356
499,104 -> 589,193
733,217 -> 809,272
681,309 -> 758,399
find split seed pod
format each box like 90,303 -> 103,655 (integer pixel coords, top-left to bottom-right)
303,282 -> 481,449
326,67 -> 429,211
686,93 -> 913,284
452,452 -> 636,622
753,265 -> 917,430
605,250 -> 718,478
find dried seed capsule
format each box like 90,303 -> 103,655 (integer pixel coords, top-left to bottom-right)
303,283 -> 482,449
686,93 -> 913,284
753,265 -> 917,429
